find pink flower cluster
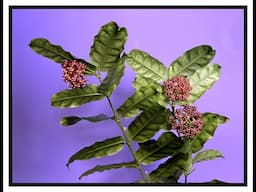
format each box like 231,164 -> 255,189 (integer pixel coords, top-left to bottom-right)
62,60 -> 87,89
163,76 -> 192,102
169,105 -> 204,138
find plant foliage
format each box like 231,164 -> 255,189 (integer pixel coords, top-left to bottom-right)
30,21 -> 230,184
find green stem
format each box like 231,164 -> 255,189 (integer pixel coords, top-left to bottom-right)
185,174 -> 188,184
95,71 -> 150,183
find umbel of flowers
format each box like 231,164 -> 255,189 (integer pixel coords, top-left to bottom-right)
62,60 -> 88,89
29,21 -> 229,184
163,76 -> 203,139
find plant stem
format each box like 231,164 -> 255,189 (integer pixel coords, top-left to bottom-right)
95,72 -> 150,183
185,174 -> 188,184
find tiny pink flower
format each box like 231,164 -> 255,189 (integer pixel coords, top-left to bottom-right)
62,60 -> 88,89
163,76 -> 192,102
169,105 -> 203,138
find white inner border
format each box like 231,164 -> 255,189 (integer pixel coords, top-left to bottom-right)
3,0 -> 253,192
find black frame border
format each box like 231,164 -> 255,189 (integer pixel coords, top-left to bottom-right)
4,5 -> 250,187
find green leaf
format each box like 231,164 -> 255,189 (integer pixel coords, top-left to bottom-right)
133,76 -> 169,107
29,38 -> 96,75
178,64 -> 221,105
60,114 -> 111,126
149,153 -> 187,179
127,107 -> 171,142
193,149 -> 224,164
98,57 -> 125,96
135,132 -> 182,165
191,113 -> 229,153
160,122 -> 172,131
79,161 -> 136,180
133,76 -> 163,92
117,86 -> 159,118
90,21 -> 128,71
67,136 -> 124,166
60,116 -> 82,126
51,85 -> 104,108
184,152 -> 192,175
127,49 -> 167,82
81,114 -> 112,122
168,45 -> 216,78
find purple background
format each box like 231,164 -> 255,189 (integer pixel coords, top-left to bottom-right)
12,9 -> 244,183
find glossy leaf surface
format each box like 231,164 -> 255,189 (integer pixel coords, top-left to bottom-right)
168,45 -> 215,78
60,114 -> 111,126
98,57 -> 125,96
79,161 -> 136,180
191,113 -> 229,153
29,38 -> 96,75
178,64 -> 220,105
117,87 -> 159,118
51,85 -> 104,108
67,136 -> 124,166
135,132 -> 182,165
127,49 -> 167,82
127,107 -> 171,142
193,149 -> 224,164
90,21 -> 127,71
149,153 -> 187,179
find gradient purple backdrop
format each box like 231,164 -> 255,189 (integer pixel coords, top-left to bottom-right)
12,8 -> 245,183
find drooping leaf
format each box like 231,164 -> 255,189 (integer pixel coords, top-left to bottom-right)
168,45 -> 215,78
67,136 -> 124,166
98,57 -> 125,96
81,114 -> 112,123
127,49 -> 167,82
60,114 -> 111,126
193,149 -> 224,164
135,132 -> 182,165
51,85 -> 104,108
149,153 -> 187,179
60,116 -> 82,126
191,113 -> 229,153
29,38 -> 96,75
79,161 -> 136,180
127,107 -> 171,142
178,64 -> 221,105
90,21 -> 128,71
117,86 -> 159,118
